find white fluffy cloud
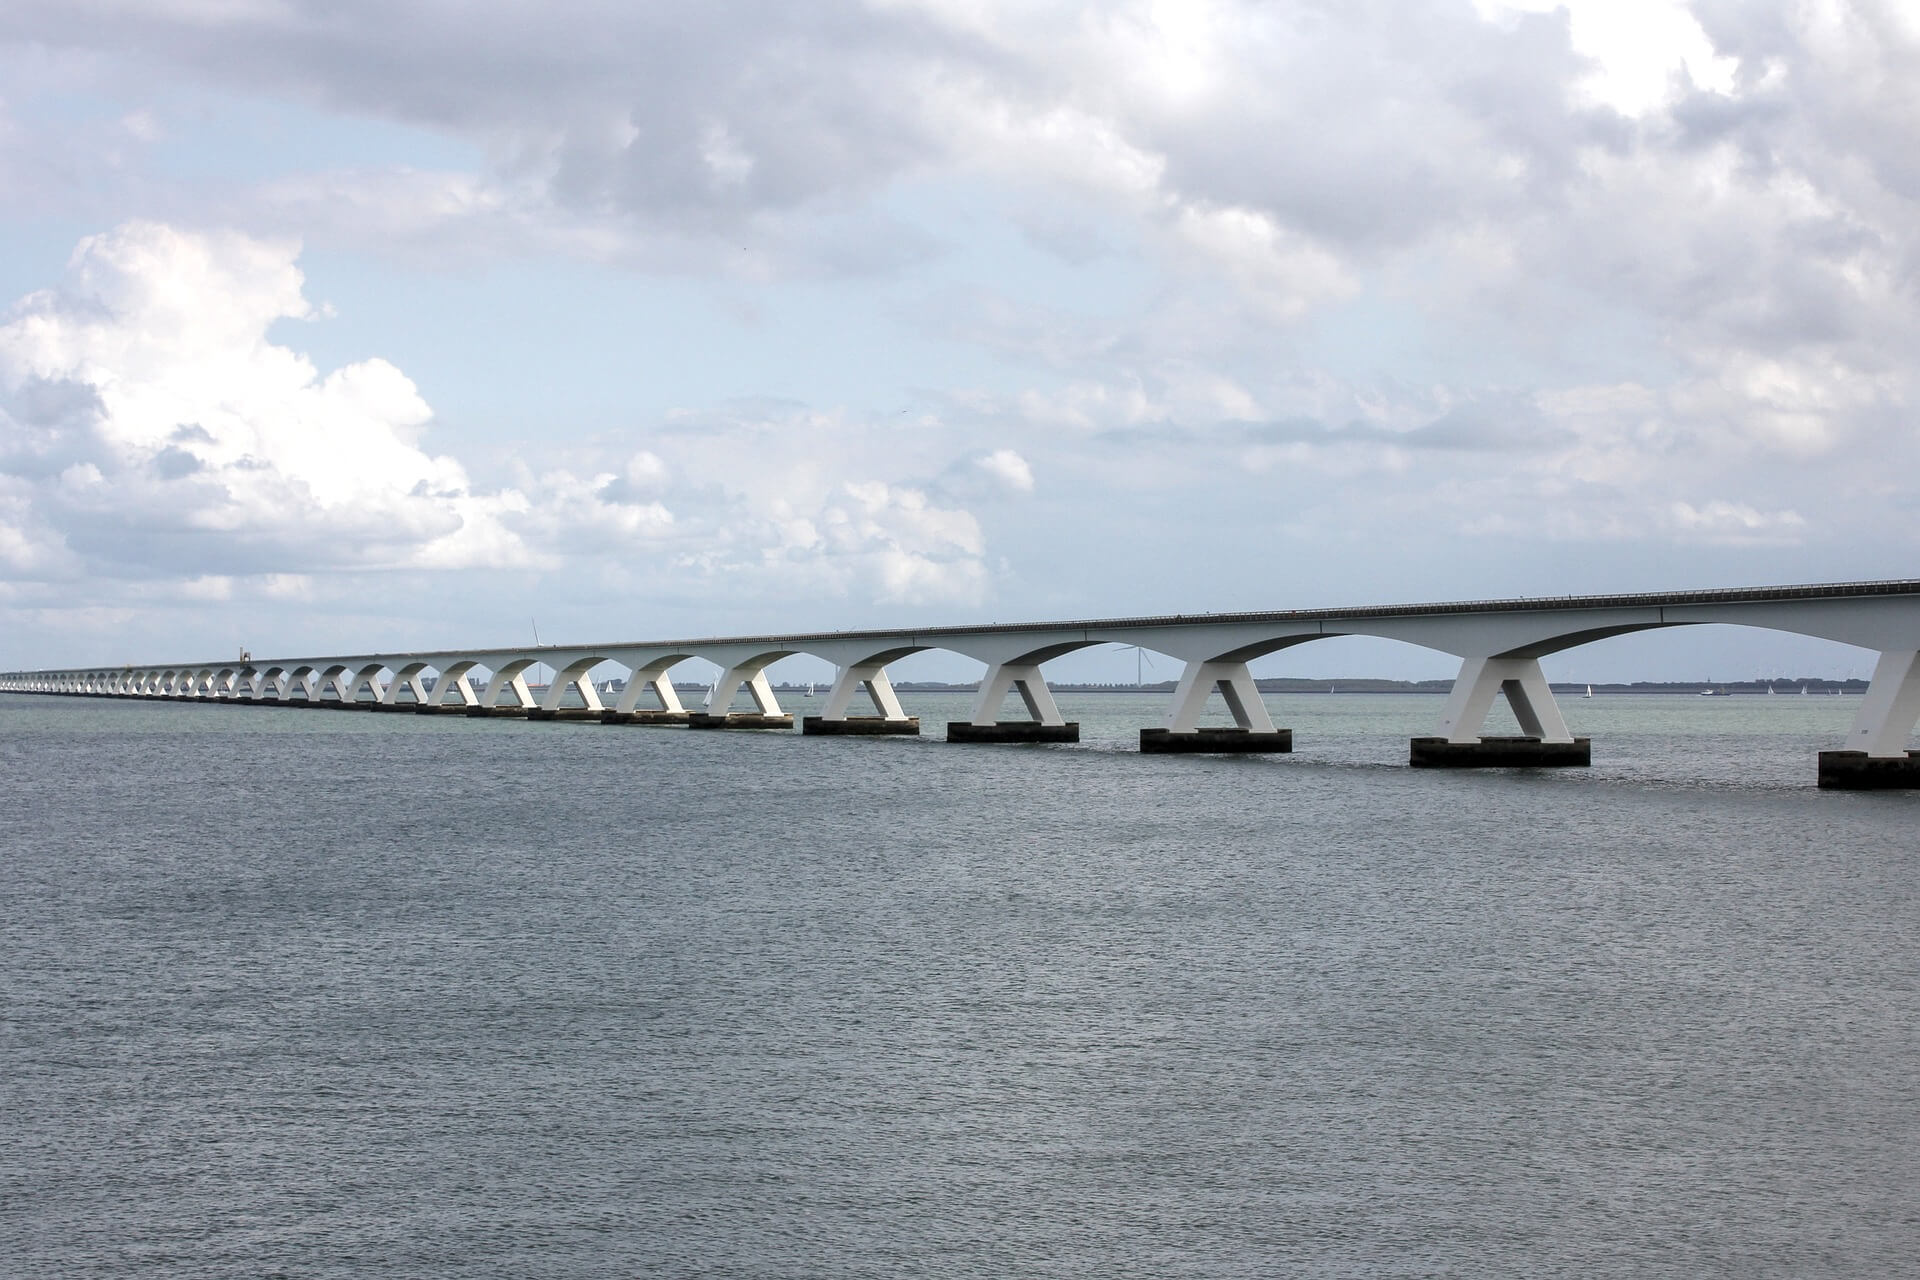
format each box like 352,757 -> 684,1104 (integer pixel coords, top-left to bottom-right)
0,222 -> 1006,613
975,448 -> 1034,493
0,221 -> 533,575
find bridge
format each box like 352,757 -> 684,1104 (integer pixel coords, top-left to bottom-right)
7,578 -> 1920,789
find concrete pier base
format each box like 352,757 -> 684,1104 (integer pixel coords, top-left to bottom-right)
464,705 -> 529,718
368,702 -> 420,713
947,721 -> 1080,744
412,704 -> 472,715
688,712 -> 794,730
1410,736 -> 1591,768
803,715 -> 920,736
1140,727 -> 1292,754
524,707 -> 603,721
599,709 -> 693,725
1817,750 -> 1920,790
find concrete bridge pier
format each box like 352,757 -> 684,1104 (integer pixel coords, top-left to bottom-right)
805,660 -> 919,736
1412,655 -> 1590,767
691,661 -> 793,730
289,668 -> 322,705
1819,648 -> 1920,788
949,662 -> 1078,743
347,663 -> 387,707
601,664 -> 692,724
526,658 -> 607,720
601,708 -> 693,724
373,663 -> 431,712
314,663 -> 384,709
1141,659 -> 1291,753
414,662 -> 481,713
467,665 -> 536,717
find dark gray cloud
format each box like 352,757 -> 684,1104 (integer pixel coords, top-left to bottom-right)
0,1 -> 999,226
0,1 -> 1653,254
4,0 -> 1912,383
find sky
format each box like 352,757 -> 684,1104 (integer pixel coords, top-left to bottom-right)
1,0 -> 1916,685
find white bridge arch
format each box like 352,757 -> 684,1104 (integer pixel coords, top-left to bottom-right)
8,578 -> 1920,787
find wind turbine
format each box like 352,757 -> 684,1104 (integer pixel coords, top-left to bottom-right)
1116,643 -> 1159,688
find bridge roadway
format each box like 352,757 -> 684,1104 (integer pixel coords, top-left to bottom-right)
8,578 -> 1920,788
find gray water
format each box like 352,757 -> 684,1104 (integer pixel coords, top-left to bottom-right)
3,691 -> 1916,1277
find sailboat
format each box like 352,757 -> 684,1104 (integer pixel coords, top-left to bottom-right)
805,681 -> 815,698
1583,684 -> 1593,699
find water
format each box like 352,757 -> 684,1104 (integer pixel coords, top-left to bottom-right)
3,691 -> 1916,1277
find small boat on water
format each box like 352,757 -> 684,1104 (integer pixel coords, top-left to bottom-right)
1583,684 -> 1593,699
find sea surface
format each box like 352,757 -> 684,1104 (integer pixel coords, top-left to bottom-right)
3,690 -> 1916,1277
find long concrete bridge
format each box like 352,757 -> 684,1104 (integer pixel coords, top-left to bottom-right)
7,578 -> 1920,788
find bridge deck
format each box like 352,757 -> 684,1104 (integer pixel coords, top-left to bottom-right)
621,577 -> 1920,648
88,577 -> 1920,668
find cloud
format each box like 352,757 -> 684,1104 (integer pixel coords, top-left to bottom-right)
0,221 -> 534,576
616,402 -> 1002,607
0,222 -> 1005,611
0,1 -> 1598,273
975,448 -> 1033,492
1477,0 -> 1738,115
826,481 -> 986,605
1668,498 -> 1806,542
1241,394 -> 1563,455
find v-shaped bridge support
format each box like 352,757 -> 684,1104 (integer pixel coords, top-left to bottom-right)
1413,656 -> 1589,768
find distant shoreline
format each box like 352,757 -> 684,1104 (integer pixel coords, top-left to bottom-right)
672,678 -> 1874,696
